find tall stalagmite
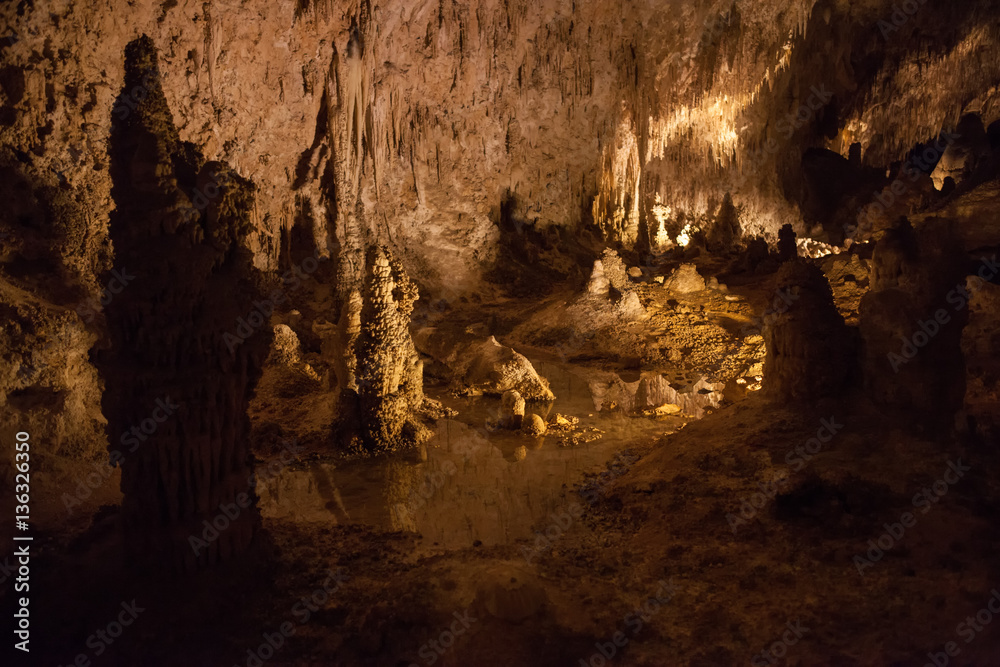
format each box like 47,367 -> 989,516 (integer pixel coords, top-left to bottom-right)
763,259 -> 854,401
351,245 -> 427,454
99,36 -> 272,571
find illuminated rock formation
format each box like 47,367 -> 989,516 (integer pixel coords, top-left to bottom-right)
98,36 -> 271,571
499,389 -> 526,430
349,245 -> 428,454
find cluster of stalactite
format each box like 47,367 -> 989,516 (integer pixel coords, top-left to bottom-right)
98,36 -> 272,571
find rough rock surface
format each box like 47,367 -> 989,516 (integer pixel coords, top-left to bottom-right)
586,260 -> 610,297
352,246 -> 428,454
499,389 -> 526,430
521,413 -> 547,436
663,264 -> 707,294
464,337 -> 556,401
858,218 -> 967,422
96,37 -> 272,571
763,260 -> 854,401
416,330 -> 555,402
614,291 -> 648,322
600,249 -> 631,294
959,279 -> 1000,440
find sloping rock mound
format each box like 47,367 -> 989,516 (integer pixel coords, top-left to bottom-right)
462,337 -> 556,401
415,330 -> 555,401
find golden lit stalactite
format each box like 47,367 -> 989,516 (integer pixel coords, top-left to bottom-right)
842,23 -> 1000,166
593,110 -> 641,247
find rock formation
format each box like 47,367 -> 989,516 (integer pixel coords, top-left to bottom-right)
499,389 -> 526,429
778,224 -> 797,262
521,413 -> 547,436
663,264 -> 707,294
586,260 -> 611,298
858,218 -> 969,425
959,278 -> 1000,440
600,248 -> 631,295
97,36 -> 272,571
347,245 -> 429,455
763,260 -> 854,402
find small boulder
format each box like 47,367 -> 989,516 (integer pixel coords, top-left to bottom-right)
664,264 -> 706,293
522,413 -> 547,436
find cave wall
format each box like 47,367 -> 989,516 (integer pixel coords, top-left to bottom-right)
3,1 -> 998,297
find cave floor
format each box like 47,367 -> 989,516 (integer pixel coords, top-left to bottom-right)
20,262 -> 1000,666
26,391 -> 1000,667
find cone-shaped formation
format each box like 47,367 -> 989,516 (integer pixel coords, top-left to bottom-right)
99,36 -> 271,571
763,259 -> 854,401
350,245 -> 427,454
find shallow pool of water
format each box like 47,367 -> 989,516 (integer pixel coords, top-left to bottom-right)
257,359 -> 685,550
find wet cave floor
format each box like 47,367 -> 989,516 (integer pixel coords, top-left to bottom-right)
18,268 -> 1000,667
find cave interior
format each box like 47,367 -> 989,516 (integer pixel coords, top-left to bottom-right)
3,0 -> 1000,665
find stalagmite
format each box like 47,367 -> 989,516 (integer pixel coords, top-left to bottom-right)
763,259 -> 854,401
341,245 -> 429,454
98,36 -> 272,571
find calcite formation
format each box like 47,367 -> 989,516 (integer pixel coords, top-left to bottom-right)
499,389 -> 526,430
664,264 -> 707,294
462,337 -> 556,401
586,260 -> 611,298
97,36 -> 272,571
858,218 -> 969,425
349,245 -> 428,454
778,224 -> 798,262
600,249 -> 631,295
763,260 -> 854,401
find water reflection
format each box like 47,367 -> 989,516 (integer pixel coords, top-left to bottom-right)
257,360 -> 689,550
